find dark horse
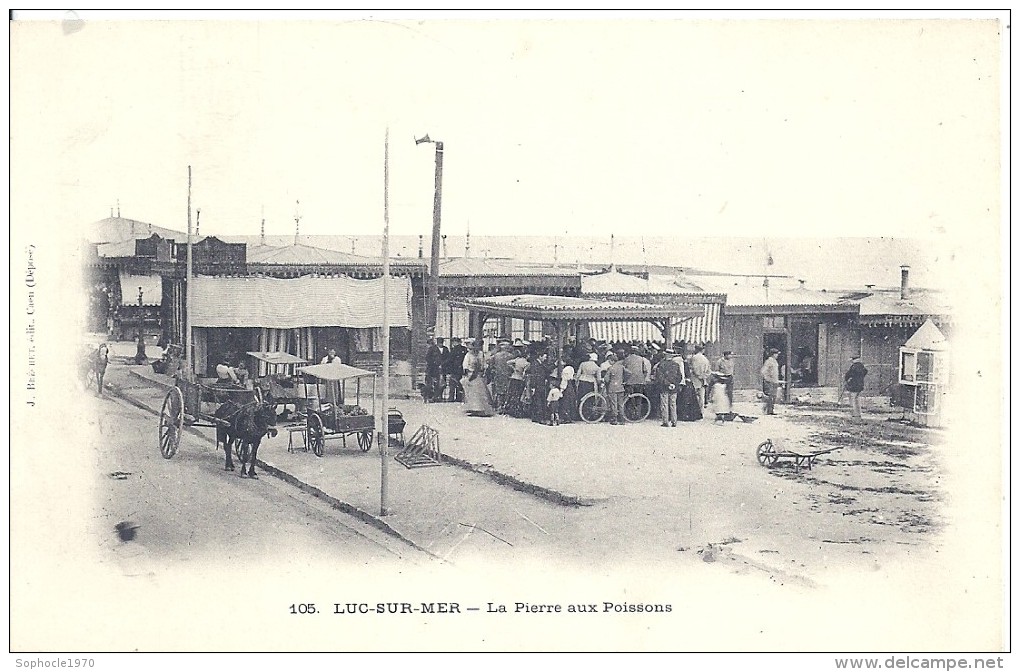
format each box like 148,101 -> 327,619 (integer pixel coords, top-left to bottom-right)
214,400 -> 279,479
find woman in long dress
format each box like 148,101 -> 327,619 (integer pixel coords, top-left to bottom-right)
677,356 -> 703,421
461,341 -> 495,417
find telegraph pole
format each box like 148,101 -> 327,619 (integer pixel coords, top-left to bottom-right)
185,165 -> 193,380
380,128 -> 391,517
416,135 -> 444,332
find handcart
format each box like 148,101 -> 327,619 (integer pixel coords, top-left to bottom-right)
755,438 -> 840,472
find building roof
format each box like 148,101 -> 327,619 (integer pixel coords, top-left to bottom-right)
903,319 -> 949,351
97,240 -> 139,258
581,269 -> 693,295
449,294 -> 704,322
690,275 -> 852,310
246,243 -> 382,265
440,257 -> 579,277
838,288 -> 951,326
87,216 -> 184,244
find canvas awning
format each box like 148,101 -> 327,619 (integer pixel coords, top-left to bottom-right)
190,275 -> 411,329
246,351 -> 308,365
297,362 -> 375,381
448,294 -> 703,323
119,271 -> 162,306
588,303 -> 721,343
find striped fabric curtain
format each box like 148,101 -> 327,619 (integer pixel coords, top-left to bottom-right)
257,327 -> 315,375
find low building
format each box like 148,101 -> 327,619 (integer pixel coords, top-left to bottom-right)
690,275 -> 861,400
835,265 -> 952,397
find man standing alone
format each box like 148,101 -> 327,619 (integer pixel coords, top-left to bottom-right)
844,355 -> 869,422
760,348 -> 781,415
424,337 -> 443,402
604,350 -> 628,425
653,349 -> 684,427
690,345 -> 712,408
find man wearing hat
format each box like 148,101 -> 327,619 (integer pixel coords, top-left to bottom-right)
844,355 -> 868,421
760,348 -> 781,415
489,339 -> 515,412
652,348 -> 684,427
445,337 -> 467,402
713,350 -> 736,406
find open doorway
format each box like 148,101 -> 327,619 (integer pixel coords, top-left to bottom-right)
789,321 -> 819,386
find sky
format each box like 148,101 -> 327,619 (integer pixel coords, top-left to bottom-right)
10,12 -> 1004,290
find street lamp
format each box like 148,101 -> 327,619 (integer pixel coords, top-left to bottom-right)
134,286 -> 147,364
415,134 -> 444,333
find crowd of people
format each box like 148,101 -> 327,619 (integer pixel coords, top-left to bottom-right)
424,335 -> 738,426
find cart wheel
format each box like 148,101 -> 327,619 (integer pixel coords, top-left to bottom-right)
756,439 -> 777,467
159,387 -> 185,459
623,393 -> 651,423
307,413 -> 325,457
358,431 -> 373,452
578,392 -> 608,423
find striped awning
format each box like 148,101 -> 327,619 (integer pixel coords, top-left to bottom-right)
190,275 -> 411,329
588,303 -> 720,344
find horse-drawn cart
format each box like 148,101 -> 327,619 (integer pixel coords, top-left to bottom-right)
158,377 -> 262,459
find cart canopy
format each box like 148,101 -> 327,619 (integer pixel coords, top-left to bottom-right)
247,351 -> 309,365
297,362 -> 375,381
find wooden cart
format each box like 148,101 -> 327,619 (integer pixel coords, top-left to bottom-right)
246,351 -> 309,414
158,377 -> 261,459
295,362 -> 378,457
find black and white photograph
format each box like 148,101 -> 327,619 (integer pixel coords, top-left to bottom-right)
8,10 -> 1009,662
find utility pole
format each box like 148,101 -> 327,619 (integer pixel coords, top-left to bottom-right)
185,165 -> 193,380
380,128 -> 391,517
415,135 -> 444,333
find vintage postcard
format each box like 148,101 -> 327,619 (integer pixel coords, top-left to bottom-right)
8,11 -> 1008,659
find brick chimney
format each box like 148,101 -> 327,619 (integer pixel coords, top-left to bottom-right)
900,265 -> 910,300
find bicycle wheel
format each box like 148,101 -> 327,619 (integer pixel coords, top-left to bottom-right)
578,392 -> 608,423
623,393 -> 651,422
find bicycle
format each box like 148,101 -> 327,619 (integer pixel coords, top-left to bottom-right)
578,388 -> 652,423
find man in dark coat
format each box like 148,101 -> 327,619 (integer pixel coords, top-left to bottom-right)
844,356 -> 869,421
445,338 -> 467,402
424,337 -> 443,402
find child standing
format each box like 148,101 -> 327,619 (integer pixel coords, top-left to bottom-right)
547,383 -> 563,426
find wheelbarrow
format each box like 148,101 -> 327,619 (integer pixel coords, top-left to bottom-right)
755,438 -> 839,472
714,412 -> 758,424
